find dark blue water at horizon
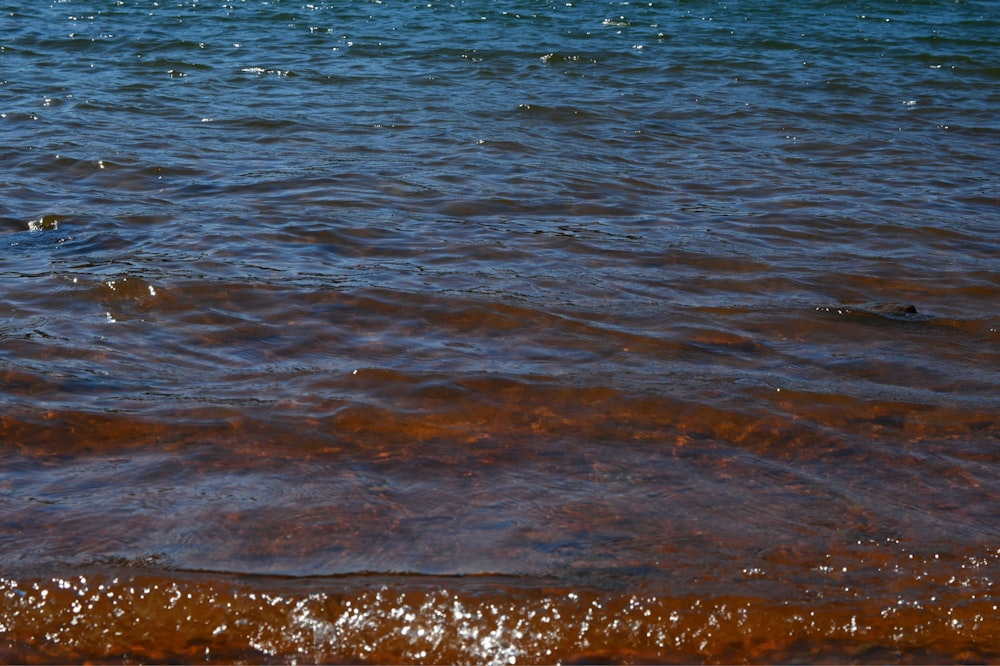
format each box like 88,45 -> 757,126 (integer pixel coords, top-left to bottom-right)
2,0 -> 999,662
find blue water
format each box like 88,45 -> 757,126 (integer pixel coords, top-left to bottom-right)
2,0 -> 999,662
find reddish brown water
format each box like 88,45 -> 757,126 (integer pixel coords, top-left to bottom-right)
2,284 -> 998,662
2,0 -> 1000,661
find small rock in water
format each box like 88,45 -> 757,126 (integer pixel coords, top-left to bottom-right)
27,214 -> 61,232
815,302 -> 930,322
868,303 -> 918,316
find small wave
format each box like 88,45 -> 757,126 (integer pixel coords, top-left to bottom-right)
3,545 -> 1000,664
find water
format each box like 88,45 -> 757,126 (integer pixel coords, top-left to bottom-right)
2,0 -> 999,661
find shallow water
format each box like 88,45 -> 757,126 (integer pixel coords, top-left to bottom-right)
2,0 -> 999,662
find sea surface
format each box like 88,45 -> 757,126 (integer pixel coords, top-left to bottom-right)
1,0 -> 999,662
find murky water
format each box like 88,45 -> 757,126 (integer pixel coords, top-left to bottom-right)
2,0 -> 999,662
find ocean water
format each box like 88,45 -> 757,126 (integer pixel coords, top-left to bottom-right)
1,0 -> 999,662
